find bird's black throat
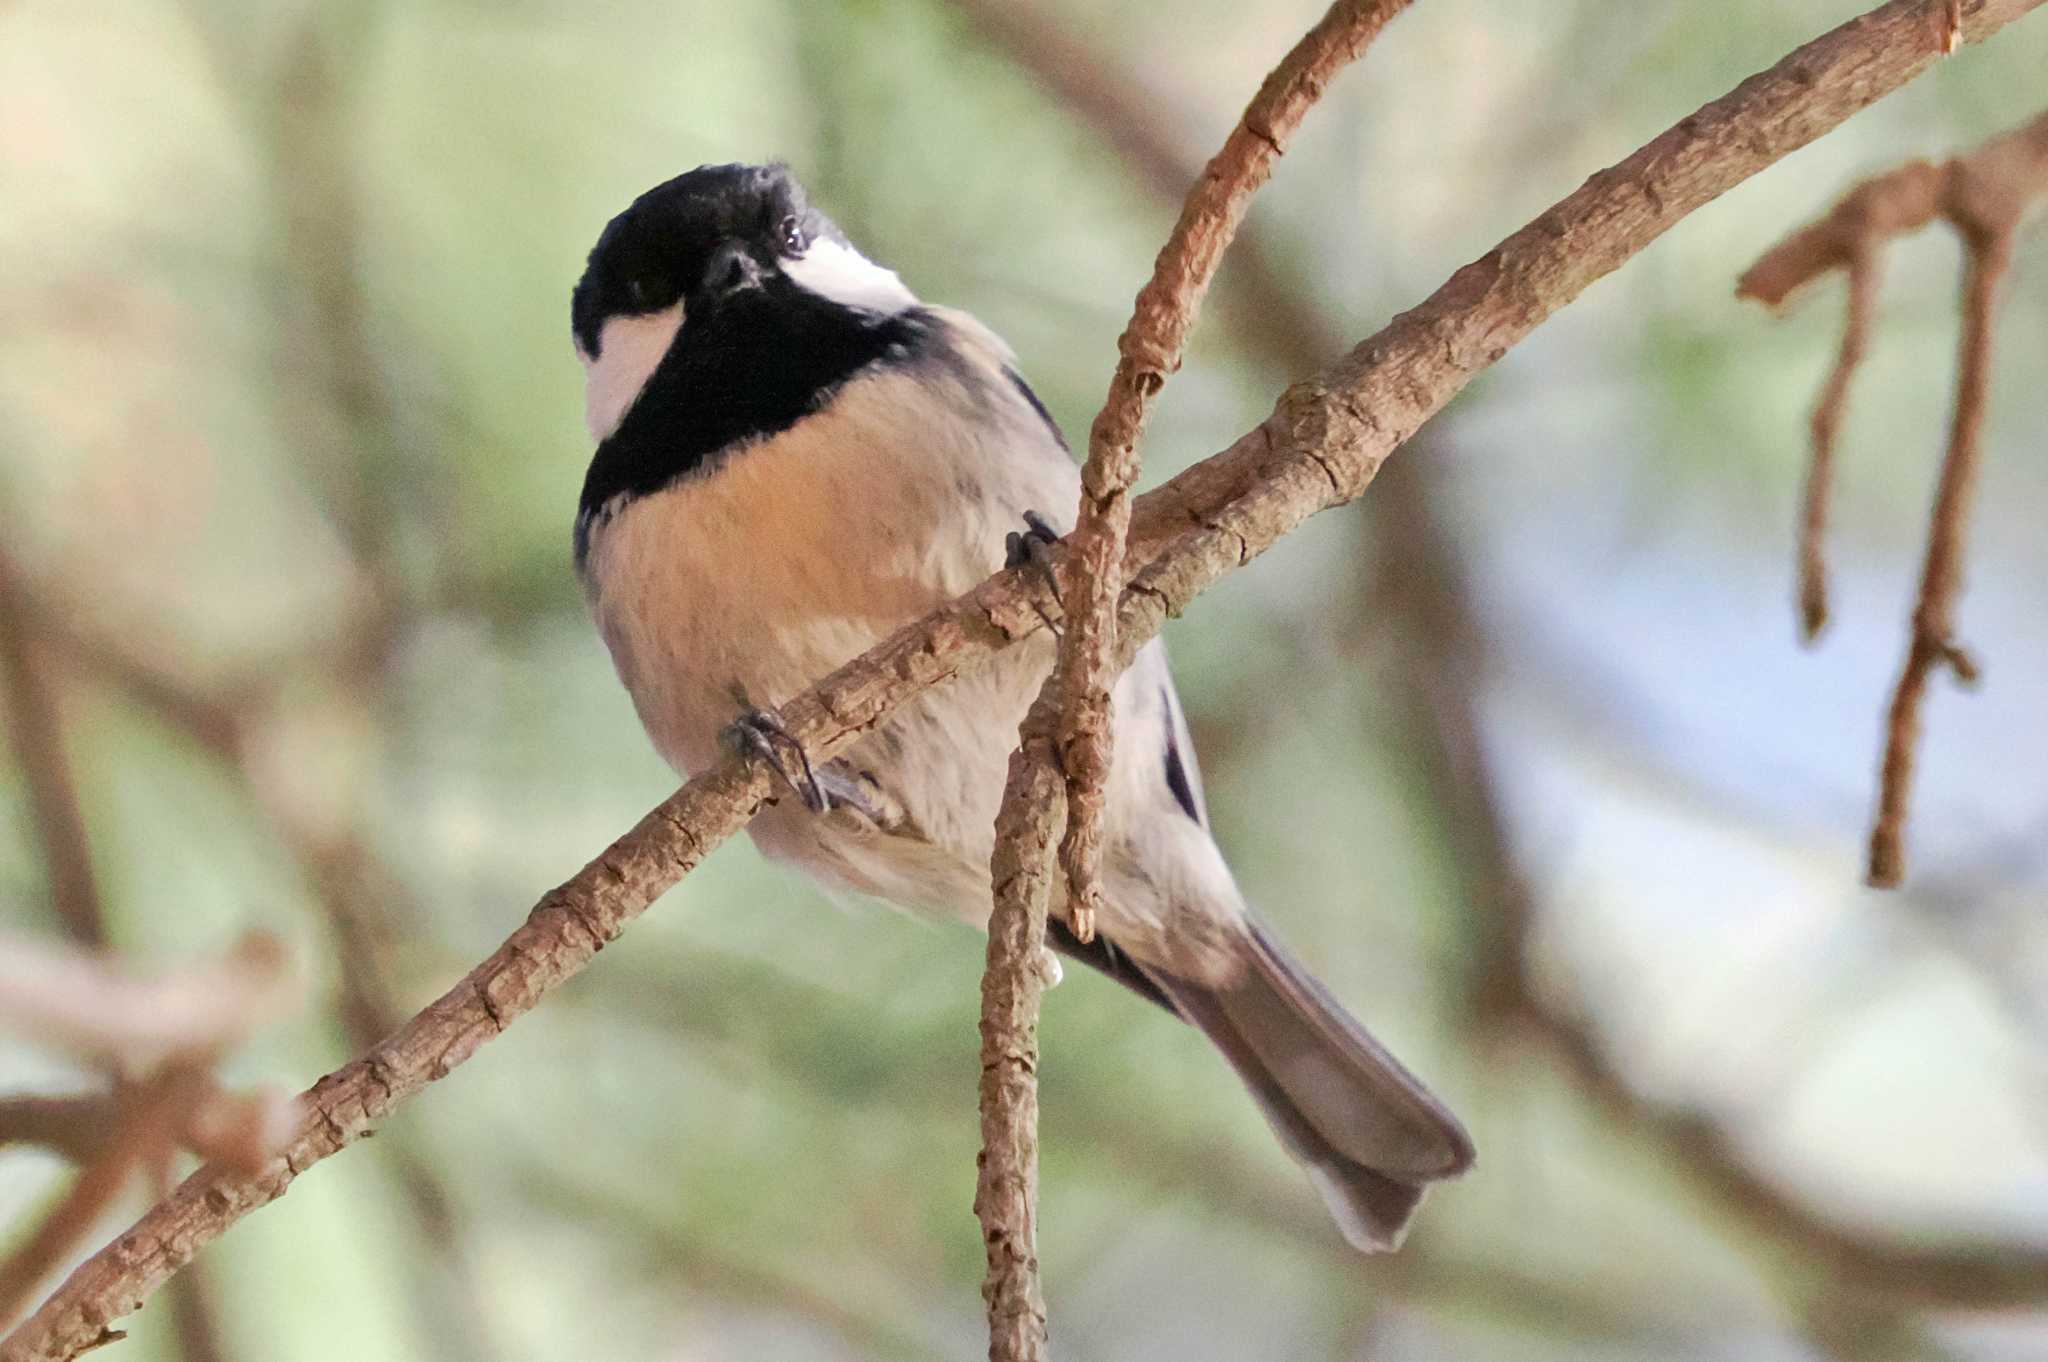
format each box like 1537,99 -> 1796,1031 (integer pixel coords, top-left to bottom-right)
575,284 -> 935,565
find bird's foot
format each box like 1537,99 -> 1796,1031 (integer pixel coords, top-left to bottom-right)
1004,509 -> 1064,635
722,705 -> 830,813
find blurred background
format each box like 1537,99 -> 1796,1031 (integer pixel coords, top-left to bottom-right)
3,1 -> 2047,1358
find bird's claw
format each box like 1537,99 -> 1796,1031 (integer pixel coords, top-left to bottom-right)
1004,509 -> 1064,635
724,706 -> 830,813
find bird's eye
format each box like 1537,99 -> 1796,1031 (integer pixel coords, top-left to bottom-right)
626,277 -> 650,307
778,215 -> 807,254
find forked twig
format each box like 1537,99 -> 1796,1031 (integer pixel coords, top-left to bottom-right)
1739,108 -> 2048,884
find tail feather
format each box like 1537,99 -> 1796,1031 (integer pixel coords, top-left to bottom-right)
1153,918 -> 1473,1252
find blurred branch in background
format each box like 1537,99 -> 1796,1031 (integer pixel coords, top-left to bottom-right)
611,942 -> 1728,1352
0,929 -> 297,1339
956,0 -> 2048,1348
0,553 -> 251,1362
0,6 -> 503,1357
522,1163 -> 959,1362
1739,107 -> 2048,889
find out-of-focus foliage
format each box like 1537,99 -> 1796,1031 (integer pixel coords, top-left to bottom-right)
3,2 -> 2047,1359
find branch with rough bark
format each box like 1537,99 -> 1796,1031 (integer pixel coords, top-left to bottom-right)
4,1 -> 2044,1357
1739,106 -> 2048,886
972,4 -> 1413,1353
975,699 -> 1064,1360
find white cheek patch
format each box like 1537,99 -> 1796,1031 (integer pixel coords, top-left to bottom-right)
579,301 -> 685,442
784,238 -> 917,315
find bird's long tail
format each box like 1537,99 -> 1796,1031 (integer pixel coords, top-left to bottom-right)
1151,918 -> 1474,1251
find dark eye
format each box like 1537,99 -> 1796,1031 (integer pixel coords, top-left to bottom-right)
625,277 -> 650,307
778,215 -> 807,254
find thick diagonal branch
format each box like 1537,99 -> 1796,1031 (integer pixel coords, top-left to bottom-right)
5,3 -> 2042,1356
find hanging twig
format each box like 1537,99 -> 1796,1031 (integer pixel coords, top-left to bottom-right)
1738,108 -> 2048,885
6,3 -> 2044,1356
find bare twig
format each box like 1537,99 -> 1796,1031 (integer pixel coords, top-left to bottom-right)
975,693 -> 1065,1362
1051,0 -> 1414,944
973,5 -> 1414,1349
1800,238 -> 1881,638
1740,107 -> 2048,885
6,3 -> 2043,1355
1867,228 -> 2008,885
20,577 -> 503,1361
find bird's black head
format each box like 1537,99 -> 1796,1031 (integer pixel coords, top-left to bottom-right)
569,161 -> 913,360
571,162 -> 874,360
570,163 -> 934,560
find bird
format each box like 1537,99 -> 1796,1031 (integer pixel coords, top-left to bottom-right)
569,162 -> 1473,1250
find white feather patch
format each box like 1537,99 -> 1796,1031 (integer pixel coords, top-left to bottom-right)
783,238 -> 916,314
579,301 -> 685,442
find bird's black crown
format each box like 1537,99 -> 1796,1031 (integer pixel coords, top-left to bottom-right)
570,161 -> 846,359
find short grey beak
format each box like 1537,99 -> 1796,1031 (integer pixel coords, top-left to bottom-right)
704,240 -> 765,301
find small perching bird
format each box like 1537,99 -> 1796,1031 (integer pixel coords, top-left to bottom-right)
570,162 -> 1473,1250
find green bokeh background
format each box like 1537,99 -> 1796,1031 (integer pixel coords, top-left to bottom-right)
3,2 -> 2047,1359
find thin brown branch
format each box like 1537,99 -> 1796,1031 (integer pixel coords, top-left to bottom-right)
1869,227 -> 2013,885
1050,0 -> 1413,943
1797,240 -> 1880,639
6,3 -> 2043,1355
1738,162 -> 1942,639
1744,107 -> 2048,885
0,1098 -> 117,1165
975,689 -> 1065,1362
0,1061 -> 290,1337
0,559 -> 105,945
1735,162 -> 1945,308
974,4 -> 1413,1344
